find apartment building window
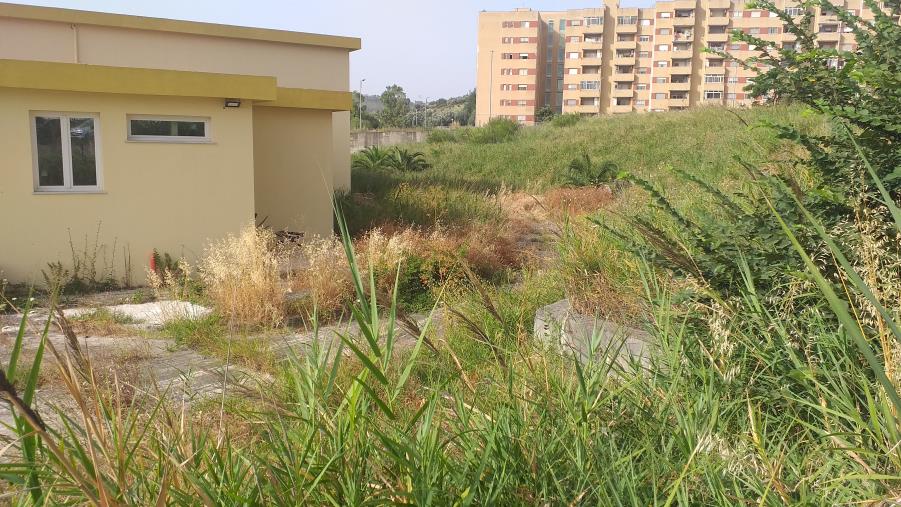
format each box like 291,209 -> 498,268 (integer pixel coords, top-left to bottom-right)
751,10 -> 762,17
639,35 -> 651,42
501,69 -> 511,75
519,53 -> 530,59
727,93 -> 737,100
730,43 -> 742,50
557,63 -> 564,74
635,99 -> 647,106
568,52 -> 580,59
544,92 -> 551,104
501,84 -> 513,91
617,15 -> 637,25
559,20 -> 566,30
637,67 -> 651,74
518,100 -> 528,106
705,90 -> 723,99
569,36 -> 581,42
546,63 -> 552,75
749,28 -> 760,34
518,69 -> 529,76
707,59 -> 724,67
731,10 -> 743,17
659,12 -> 672,18
517,115 -> 527,122
727,76 -> 739,84
657,44 -> 669,51
566,84 -> 579,90
768,27 -> 780,34
517,84 -> 528,90
656,60 -> 668,67
785,6 -> 804,16
580,80 -> 600,90
639,51 -> 650,58
32,113 -> 102,192
565,99 -> 579,106
586,16 -> 603,25
567,68 -> 579,75
546,77 -> 552,89
570,19 -> 583,26
640,19 -> 653,26
558,48 -> 565,59
520,37 -> 531,42
658,28 -> 671,35
704,74 -> 724,83
636,83 -> 649,90
653,93 -> 667,99
653,77 -> 668,83
615,97 -> 632,105
502,53 -> 514,60
502,37 -> 511,44
557,78 -> 564,89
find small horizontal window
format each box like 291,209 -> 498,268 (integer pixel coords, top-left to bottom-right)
127,116 -> 210,143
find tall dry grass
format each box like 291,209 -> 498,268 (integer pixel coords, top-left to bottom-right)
200,224 -> 290,328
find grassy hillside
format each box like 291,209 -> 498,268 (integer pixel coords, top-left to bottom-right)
345,105 -> 823,234
419,105 -> 821,190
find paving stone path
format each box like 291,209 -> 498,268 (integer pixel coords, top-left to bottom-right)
0,302 -> 435,444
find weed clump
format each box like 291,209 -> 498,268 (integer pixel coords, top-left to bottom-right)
200,225 -> 290,329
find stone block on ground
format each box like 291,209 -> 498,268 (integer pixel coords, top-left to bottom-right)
534,299 -> 652,365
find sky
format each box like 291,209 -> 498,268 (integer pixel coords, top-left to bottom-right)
17,0 -> 651,99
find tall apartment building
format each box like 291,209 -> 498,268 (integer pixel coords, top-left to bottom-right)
476,1 -> 892,125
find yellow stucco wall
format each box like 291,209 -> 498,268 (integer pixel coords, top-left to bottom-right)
252,106 -> 336,238
0,88 -> 255,284
332,111 -> 351,192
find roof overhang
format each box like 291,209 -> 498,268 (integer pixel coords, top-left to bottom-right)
0,2 -> 361,51
0,59 -> 278,100
0,59 -> 353,111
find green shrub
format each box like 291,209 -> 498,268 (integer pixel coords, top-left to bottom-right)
551,113 -> 582,128
388,148 -> 432,172
466,117 -> 520,144
351,146 -> 392,171
426,128 -> 460,143
560,152 -> 619,187
535,105 -> 556,123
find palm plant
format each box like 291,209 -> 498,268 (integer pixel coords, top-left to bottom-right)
389,148 -> 432,172
351,146 -> 392,171
563,152 -> 619,187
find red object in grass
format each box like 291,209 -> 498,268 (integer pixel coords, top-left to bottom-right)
149,252 -> 157,274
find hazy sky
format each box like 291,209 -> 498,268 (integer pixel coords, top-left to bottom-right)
17,0 -> 651,99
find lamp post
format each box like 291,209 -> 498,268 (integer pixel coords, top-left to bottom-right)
358,78 -> 366,130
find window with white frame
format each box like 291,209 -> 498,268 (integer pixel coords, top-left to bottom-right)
705,90 -> 723,99
32,112 -> 101,192
639,35 -> 651,41
704,74 -> 725,83
127,116 -> 210,143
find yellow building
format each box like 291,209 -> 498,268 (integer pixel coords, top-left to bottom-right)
476,0 -> 893,125
0,2 -> 360,283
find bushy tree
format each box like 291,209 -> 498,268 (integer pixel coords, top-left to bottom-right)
535,105 -> 557,123
351,146 -> 393,171
378,85 -> 412,128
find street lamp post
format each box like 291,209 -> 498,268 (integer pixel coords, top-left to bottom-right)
358,78 -> 366,130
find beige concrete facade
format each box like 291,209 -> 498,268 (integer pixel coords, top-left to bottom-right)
476,0 -> 894,124
0,3 -> 359,283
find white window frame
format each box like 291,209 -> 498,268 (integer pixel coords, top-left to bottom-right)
31,111 -> 103,193
127,115 -> 212,144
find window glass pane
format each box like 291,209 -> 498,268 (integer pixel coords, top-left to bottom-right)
130,119 -> 206,137
35,116 -> 64,187
70,117 -> 97,186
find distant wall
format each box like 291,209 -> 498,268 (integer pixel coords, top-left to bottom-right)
351,129 -> 428,152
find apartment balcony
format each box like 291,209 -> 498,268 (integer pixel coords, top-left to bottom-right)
616,24 -> 639,34
703,65 -> 727,74
708,14 -> 730,25
706,32 -> 730,42
703,81 -> 726,91
707,0 -> 732,8
613,87 -> 634,97
614,56 -> 637,66
669,80 -> 691,91
615,39 -> 638,49
669,97 -> 690,107
817,30 -> 841,42
673,15 -> 696,26
612,104 -> 634,113
671,49 -> 694,59
581,57 -> 605,66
